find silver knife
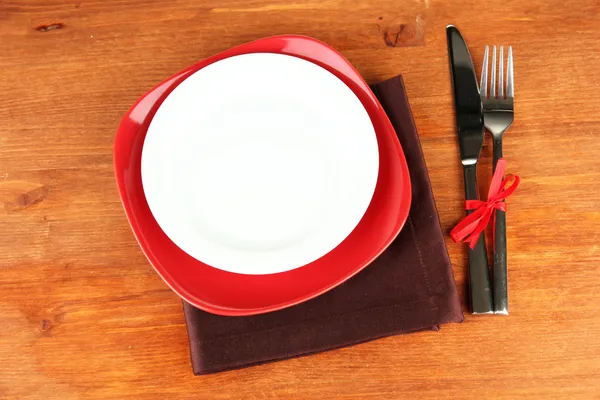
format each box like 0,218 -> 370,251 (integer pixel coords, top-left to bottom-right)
446,25 -> 494,314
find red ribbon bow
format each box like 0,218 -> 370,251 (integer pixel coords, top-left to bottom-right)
450,158 -> 520,249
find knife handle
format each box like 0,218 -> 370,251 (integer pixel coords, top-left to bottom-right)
463,164 -> 494,314
493,138 -> 508,315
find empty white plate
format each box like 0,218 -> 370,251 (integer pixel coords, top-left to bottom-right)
141,53 -> 379,275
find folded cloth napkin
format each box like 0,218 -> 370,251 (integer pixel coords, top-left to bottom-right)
183,75 -> 464,375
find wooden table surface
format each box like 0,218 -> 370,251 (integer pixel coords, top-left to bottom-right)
2,0 -> 600,398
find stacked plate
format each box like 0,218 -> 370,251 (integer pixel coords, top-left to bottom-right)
114,35 -> 411,316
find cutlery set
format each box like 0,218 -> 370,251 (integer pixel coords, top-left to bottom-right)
447,26 -> 516,315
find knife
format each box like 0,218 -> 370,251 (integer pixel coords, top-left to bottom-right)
446,25 -> 494,314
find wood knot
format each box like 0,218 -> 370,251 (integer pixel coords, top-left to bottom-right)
35,23 -> 65,32
40,319 -> 54,337
41,319 -> 52,331
5,185 -> 49,211
382,15 -> 425,48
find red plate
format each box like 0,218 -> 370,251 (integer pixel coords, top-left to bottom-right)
114,35 -> 411,316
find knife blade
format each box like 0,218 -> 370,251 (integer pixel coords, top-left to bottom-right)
446,25 -> 494,314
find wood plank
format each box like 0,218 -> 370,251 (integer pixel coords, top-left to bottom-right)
1,0 -> 599,398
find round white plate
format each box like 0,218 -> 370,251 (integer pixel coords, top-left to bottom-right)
141,53 -> 379,275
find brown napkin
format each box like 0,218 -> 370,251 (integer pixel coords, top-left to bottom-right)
183,75 -> 463,375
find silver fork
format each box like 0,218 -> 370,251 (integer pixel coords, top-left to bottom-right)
480,45 -> 514,315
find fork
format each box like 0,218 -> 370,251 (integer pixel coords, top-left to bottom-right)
480,45 -> 514,315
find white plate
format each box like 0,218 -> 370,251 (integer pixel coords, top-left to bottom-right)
141,53 -> 379,275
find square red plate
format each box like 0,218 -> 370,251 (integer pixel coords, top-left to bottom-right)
114,35 -> 411,316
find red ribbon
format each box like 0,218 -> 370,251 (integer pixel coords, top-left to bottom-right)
450,158 -> 520,249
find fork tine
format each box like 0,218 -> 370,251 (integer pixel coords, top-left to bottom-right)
507,46 -> 514,98
499,46 -> 504,98
490,45 -> 497,98
480,46 -> 489,97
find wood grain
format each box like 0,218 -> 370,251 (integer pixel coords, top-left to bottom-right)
1,0 -> 600,398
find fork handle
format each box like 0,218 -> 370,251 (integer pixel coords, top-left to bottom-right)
492,138 -> 508,315
463,164 -> 494,314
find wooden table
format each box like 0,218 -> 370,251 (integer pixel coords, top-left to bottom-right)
2,0 -> 600,398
